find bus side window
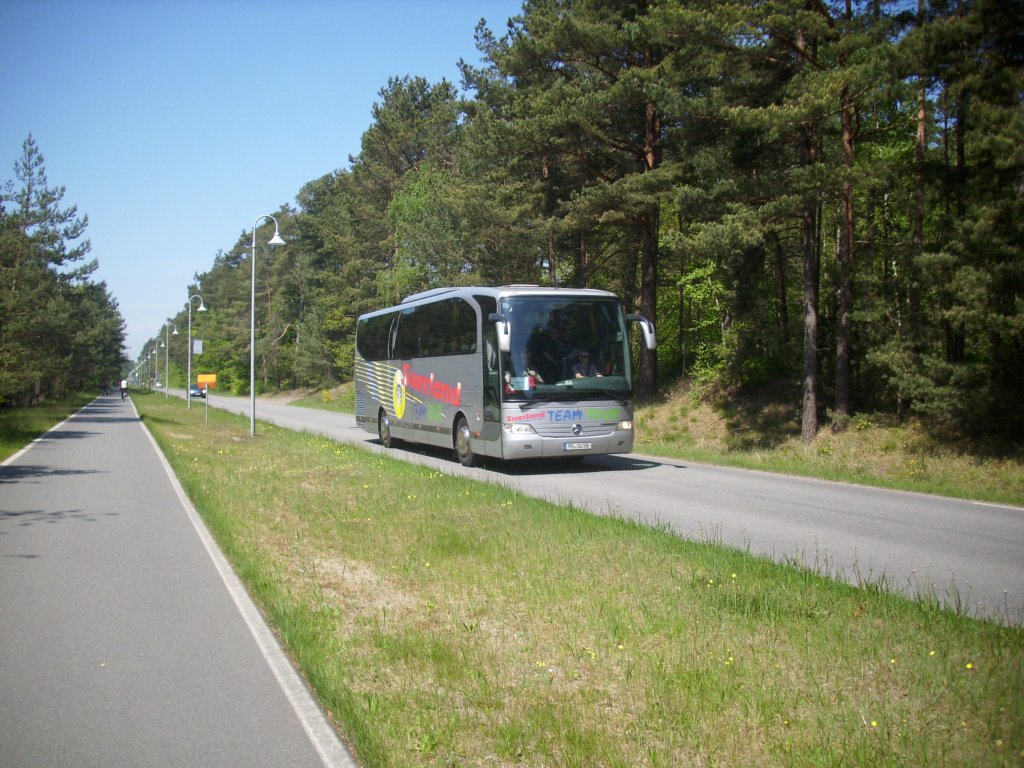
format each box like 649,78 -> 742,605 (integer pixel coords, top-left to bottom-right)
394,307 -> 419,359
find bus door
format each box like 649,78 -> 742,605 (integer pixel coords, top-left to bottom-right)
476,294 -> 502,451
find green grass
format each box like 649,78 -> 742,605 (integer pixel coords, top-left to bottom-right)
128,393 -> 1024,768
0,391 -> 98,461
290,385 -> 356,412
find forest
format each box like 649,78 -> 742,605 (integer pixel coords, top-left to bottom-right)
0,136 -> 126,406
5,0 -> 1021,441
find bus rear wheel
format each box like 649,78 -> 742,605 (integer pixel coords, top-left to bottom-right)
454,416 -> 479,467
378,410 -> 394,448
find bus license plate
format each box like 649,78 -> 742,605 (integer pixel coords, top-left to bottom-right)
563,441 -> 592,451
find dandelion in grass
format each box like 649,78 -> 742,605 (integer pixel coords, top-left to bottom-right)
965,662 -> 974,670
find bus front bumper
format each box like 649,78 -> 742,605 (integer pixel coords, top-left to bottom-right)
499,423 -> 634,460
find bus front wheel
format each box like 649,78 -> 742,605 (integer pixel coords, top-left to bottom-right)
378,410 -> 394,448
454,417 -> 479,467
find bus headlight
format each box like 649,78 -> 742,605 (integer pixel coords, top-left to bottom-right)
615,420 -> 633,431
503,422 -> 538,435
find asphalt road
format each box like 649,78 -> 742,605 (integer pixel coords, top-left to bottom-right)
0,395 -> 356,768
204,390 -> 1024,624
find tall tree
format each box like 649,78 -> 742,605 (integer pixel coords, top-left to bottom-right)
906,0 -> 1024,435
475,0 -> 684,396
0,135 -> 123,404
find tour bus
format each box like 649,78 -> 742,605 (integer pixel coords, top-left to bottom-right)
354,285 -> 657,467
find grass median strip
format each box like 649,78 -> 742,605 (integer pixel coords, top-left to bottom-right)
0,392 -> 96,461
134,392 -> 1023,768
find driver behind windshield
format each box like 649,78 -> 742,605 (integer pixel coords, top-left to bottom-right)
572,351 -> 601,378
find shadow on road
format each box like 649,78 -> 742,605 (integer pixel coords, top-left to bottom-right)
0,507 -> 118,526
66,399 -> 140,425
65,417 -> 141,425
0,465 -> 101,483
32,429 -> 102,441
375,439 -> 668,476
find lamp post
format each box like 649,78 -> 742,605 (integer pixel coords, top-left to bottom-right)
150,349 -> 158,391
164,322 -> 179,399
249,214 -> 285,436
187,294 -> 206,411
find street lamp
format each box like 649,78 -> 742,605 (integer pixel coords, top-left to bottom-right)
249,214 -> 285,436
164,321 -> 179,399
187,294 -> 206,411
150,349 -> 158,392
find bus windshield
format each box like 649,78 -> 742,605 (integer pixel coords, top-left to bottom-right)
499,295 -> 632,401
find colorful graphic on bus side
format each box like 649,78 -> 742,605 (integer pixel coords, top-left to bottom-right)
356,360 -> 462,421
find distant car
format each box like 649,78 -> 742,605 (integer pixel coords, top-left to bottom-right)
188,384 -> 206,399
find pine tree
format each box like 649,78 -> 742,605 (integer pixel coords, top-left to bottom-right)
0,135 -> 122,404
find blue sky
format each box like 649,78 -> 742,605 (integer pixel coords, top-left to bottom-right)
1,0 -> 522,360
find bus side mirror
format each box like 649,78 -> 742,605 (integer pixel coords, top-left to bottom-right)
489,312 -> 511,352
626,313 -> 657,350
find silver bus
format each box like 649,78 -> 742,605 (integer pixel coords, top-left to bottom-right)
354,285 -> 657,466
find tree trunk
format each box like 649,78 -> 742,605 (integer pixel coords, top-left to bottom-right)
577,232 -> 588,288
800,126 -> 820,442
548,230 -> 558,287
909,0 -> 927,332
834,84 -> 855,421
771,233 -> 789,346
639,204 -> 659,399
834,0 -> 856,422
637,95 -> 662,399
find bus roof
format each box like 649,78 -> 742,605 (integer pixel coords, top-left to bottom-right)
355,286 -> 621,322
397,285 -> 617,306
